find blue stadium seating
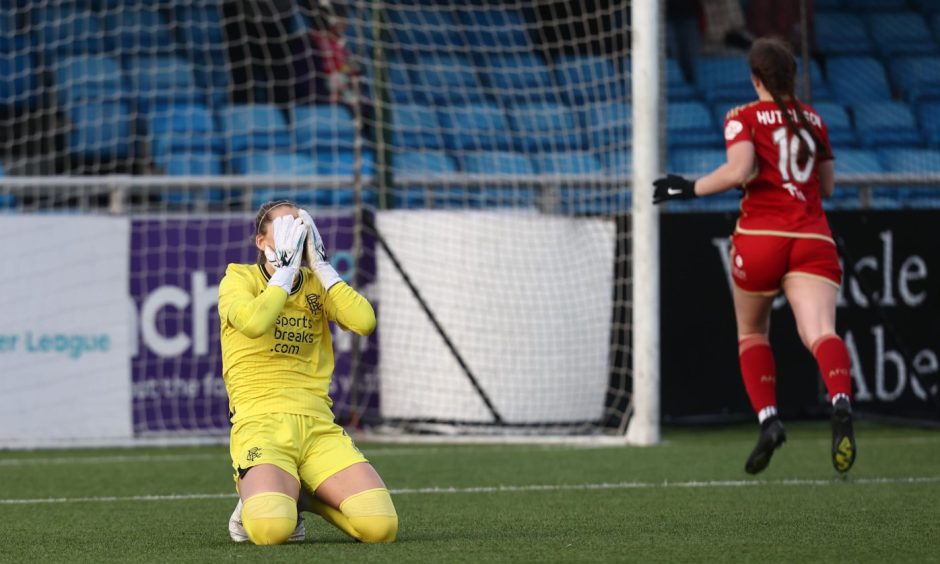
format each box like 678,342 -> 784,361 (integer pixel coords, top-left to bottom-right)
506,103 -> 584,152
577,101 -> 631,151
391,151 -> 459,209
874,148 -> 940,208
667,101 -> 720,148
461,151 -> 537,208
888,57 -> 940,104
531,152 -> 603,175
796,58 -> 832,101
815,13 -> 873,55
437,103 -> 513,152
828,149 -> 884,209
669,149 -> 726,175
102,7 -> 174,55
813,102 -> 857,148
918,102 -> 940,147
53,55 -> 125,105
853,101 -> 922,148
125,56 -> 202,115
868,13 -> 939,56
163,153 -> 223,177
695,56 -> 753,103
411,53 -> 487,105
293,104 -> 356,155
66,101 -> 133,159
600,150 -> 632,176
385,57 -> 426,105
479,53 -> 555,104
392,104 -> 444,150
666,59 -> 699,101
218,105 -> 293,153
0,52 -> 37,109
553,55 -> 627,105
232,153 -> 317,176
318,151 -> 376,177
458,8 -> 532,50
173,3 -> 230,107
827,57 -> 892,103
387,6 -> 461,50
32,7 -> 112,58
148,103 -> 221,169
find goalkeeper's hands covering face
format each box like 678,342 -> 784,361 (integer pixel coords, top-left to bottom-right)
298,209 -> 342,291
266,214 -> 307,293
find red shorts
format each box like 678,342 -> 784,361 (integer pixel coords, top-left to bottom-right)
730,233 -> 842,294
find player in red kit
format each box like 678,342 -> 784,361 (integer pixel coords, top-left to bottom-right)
654,37 -> 856,475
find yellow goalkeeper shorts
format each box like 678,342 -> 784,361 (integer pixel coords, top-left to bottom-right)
230,412 -> 369,491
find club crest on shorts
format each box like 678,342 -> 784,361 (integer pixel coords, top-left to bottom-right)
246,447 -> 263,461
306,293 -> 322,315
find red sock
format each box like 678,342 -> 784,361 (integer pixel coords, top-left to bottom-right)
739,336 -> 777,415
812,335 -> 853,402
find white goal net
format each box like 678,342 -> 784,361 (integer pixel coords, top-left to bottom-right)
0,0 -> 653,446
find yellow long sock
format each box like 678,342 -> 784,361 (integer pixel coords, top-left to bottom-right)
303,488 -> 398,543
242,492 -> 298,545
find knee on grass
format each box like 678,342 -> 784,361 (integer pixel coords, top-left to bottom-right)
341,488 -> 399,544
242,492 -> 297,545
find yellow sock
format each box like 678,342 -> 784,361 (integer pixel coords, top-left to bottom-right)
241,492 -> 297,545
306,488 -> 398,543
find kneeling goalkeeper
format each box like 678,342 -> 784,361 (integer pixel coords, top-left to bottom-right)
218,200 -> 397,545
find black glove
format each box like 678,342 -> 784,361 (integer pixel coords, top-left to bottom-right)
653,175 -> 697,204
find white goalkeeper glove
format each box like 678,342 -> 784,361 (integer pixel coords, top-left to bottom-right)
266,214 -> 307,293
298,208 -> 342,291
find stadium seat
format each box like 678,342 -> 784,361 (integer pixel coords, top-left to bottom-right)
173,3 -> 230,107
102,7 -> 174,55
437,103 -> 514,152
874,148 -> 940,208
529,151 -> 612,215
506,103 -> 584,152
553,55 -> 627,105
125,57 -> 202,115
458,8 -> 532,50
827,57 -> 892,104
666,59 -> 699,101
667,101 -> 720,149
318,151 -> 375,177
531,152 -> 604,175
32,7 -> 112,58
796,58 -> 832,101
813,102 -> 857,148
601,150 -> 632,176
52,55 -> 125,105
387,6 -> 461,50
668,149 -> 726,175
888,57 -> 940,104
148,103 -> 221,168
232,152 -> 318,176
293,104 -> 356,155
461,151 -> 537,208
0,52 -> 37,109
577,101 -> 632,152
695,56 -> 753,103
218,105 -> 292,154
392,104 -> 444,150
827,149 -> 884,209
868,13 -> 939,56
411,53 -> 487,105
852,101 -> 922,148
66,101 -> 133,160
815,13 -> 873,55
162,152 -> 223,176
386,58 -> 427,105
479,53 -> 555,104
391,151 -> 458,209
918,102 -> 940,147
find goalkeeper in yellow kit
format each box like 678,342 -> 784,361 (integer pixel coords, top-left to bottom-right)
219,200 -> 397,545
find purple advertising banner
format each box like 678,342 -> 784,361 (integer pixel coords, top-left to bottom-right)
130,213 -> 378,434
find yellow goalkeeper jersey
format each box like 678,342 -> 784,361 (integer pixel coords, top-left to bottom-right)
218,263 -> 375,423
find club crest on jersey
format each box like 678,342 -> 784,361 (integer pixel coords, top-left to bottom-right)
246,447 -> 263,461
725,120 -> 743,141
306,293 -> 322,315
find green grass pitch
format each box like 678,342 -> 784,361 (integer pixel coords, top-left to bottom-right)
1,421 -> 938,563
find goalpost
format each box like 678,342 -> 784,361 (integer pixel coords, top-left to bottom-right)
0,0 -> 661,447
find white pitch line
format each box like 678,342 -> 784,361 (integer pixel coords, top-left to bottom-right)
1,476 -> 939,506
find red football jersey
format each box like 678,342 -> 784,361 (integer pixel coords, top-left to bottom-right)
724,100 -> 835,240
